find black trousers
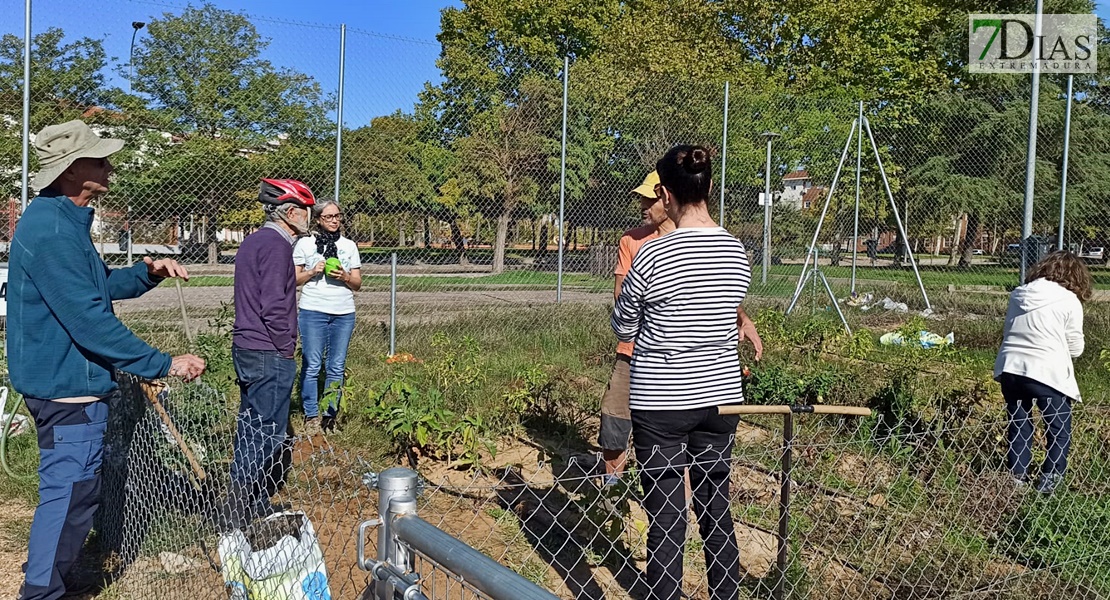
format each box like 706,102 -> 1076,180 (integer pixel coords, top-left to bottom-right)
632,406 -> 741,600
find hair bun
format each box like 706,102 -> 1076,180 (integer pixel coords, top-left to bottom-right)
683,147 -> 710,174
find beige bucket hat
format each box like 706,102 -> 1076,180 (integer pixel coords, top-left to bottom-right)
32,120 -> 124,190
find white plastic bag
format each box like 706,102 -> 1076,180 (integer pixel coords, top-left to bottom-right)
218,511 -> 332,600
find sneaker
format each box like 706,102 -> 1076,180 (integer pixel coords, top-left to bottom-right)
1035,473 -> 1064,495
303,417 -> 322,437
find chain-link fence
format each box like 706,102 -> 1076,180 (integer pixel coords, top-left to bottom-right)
58,369 -> 1110,600
5,0 -> 1108,344
3,1 -> 1110,599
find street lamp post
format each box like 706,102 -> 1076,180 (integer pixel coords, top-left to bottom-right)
127,22 -> 144,266
129,21 -> 145,94
760,132 -> 781,285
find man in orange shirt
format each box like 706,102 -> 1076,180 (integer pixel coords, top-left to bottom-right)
600,171 -> 764,485
599,171 -> 675,484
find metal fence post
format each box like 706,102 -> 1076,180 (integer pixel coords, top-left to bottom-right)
774,411 -> 794,600
1058,74 -> 1073,251
389,252 -> 397,356
333,23 -> 346,202
719,81 -> 729,227
374,468 -> 419,600
761,132 -> 780,285
1020,0 -> 1044,282
851,100 -> 863,294
557,55 -> 568,303
21,0 -> 32,211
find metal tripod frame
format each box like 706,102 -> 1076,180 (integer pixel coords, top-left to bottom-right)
786,112 -> 932,326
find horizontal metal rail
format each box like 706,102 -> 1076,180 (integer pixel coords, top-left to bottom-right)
391,513 -> 559,600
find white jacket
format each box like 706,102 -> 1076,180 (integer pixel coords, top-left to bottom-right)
994,278 -> 1085,400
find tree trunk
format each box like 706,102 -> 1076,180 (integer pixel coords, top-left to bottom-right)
450,220 -> 469,266
958,212 -> 980,268
830,228 -> 844,267
538,222 -> 550,261
493,212 -> 510,274
202,214 -> 218,265
948,214 -> 964,266
369,221 -> 375,247
531,221 -> 537,251
423,215 -> 431,248
398,217 -> 406,248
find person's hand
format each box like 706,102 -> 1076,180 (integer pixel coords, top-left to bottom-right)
144,257 -> 190,281
312,261 -> 326,276
738,319 -> 764,362
169,354 -> 206,382
327,265 -> 349,282
82,180 -> 109,198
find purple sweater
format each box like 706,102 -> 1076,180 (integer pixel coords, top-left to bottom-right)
233,224 -> 298,357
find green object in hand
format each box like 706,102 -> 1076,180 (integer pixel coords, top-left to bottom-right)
325,257 -> 342,276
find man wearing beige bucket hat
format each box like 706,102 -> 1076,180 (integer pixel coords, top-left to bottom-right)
9,120 -> 206,600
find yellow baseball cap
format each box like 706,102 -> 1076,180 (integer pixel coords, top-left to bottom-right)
630,171 -> 660,199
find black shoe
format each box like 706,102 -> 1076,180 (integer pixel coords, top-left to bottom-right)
60,574 -> 107,598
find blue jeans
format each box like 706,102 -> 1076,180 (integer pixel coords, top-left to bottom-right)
1001,373 -> 1072,479
230,347 -> 295,508
21,396 -> 110,600
298,310 -> 356,419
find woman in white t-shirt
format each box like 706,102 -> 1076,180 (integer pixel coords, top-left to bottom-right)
293,199 -> 362,434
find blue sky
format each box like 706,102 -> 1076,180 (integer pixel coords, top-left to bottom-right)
10,0 -> 460,125
7,0 -> 1109,127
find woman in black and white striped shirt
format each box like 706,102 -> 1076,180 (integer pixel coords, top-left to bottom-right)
612,144 -> 759,600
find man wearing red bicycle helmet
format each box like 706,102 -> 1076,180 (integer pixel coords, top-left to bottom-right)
221,178 -> 314,528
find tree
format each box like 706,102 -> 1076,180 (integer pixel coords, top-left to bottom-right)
127,3 -> 331,262
345,112 -> 472,263
0,28 -> 125,200
454,77 -> 560,273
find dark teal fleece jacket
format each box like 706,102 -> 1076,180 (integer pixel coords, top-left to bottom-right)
7,192 -> 172,399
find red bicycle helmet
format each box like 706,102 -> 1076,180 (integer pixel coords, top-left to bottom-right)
259,178 -> 316,207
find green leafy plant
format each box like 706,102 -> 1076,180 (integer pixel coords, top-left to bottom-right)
364,377 -> 454,465
503,366 -> 553,417
426,332 -> 484,391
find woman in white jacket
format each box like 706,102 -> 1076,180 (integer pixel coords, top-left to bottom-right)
995,251 -> 1092,494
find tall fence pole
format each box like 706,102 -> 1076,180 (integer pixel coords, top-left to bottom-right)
719,81 -> 729,227
389,252 -> 397,356
21,0 -> 32,211
556,55 -> 568,303
1020,0 -> 1044,282
851,100 -> 863,294
761,132 -> 780,285
333,24 -> 346,202
1058,74 -> 1073,251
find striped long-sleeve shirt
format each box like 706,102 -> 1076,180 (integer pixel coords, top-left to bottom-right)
611,227 -> 752,411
